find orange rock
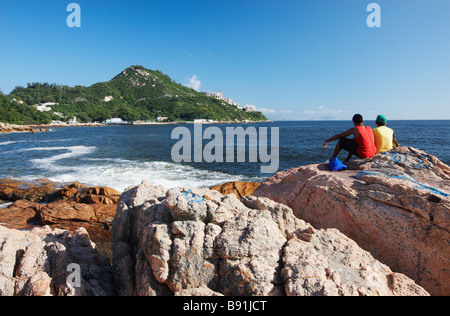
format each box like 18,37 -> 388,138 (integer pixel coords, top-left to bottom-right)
0,178 -> 120,244
86,187 -> 121,196
56,182 -> 88,200
210,181 -> 260,199
0,200 -> 41,229
37,200 -> 116,244
39,200 -> 96,225
76,186 -> 121,205
0,178 -> 62,202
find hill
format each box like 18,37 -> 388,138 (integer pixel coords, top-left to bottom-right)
1,66 -> 268,124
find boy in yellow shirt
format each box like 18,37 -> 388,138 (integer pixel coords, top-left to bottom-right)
372,115 -> 399,154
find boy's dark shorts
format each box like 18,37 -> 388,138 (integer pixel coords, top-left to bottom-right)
339,137 -> 360,157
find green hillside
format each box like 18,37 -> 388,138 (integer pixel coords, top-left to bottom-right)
1,66 -> 267,124
0,92 -> 53,125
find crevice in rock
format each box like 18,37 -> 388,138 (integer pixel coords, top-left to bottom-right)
13,248 -> 25,278
276,241 -> 288,296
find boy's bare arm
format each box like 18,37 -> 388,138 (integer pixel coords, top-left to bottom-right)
323,128 -> 355,149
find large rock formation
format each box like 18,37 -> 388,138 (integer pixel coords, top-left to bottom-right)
0,180 -> 120,245
0,225 -> 113,296
253,147 -> 450,296
111,181 -> 428,296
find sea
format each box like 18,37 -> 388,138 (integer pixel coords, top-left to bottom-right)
0,120 -> 448,193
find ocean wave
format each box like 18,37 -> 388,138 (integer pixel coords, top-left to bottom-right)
10,145 -> 260,192
24,146 -> 97,170
32,138 -> 74,143
0,139 -> 73,145
28,158 -> 258,192
0,202 -> 13,209
0,141 -> 20,146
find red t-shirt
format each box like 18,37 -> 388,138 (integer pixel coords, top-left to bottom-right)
355,126 -> 377,158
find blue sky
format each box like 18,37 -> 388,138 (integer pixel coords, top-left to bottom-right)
1,0 -> 449,120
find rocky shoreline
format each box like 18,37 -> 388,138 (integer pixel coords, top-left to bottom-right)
0,179 -> 258,262
0,179 -> 120,245
0,122 -> 50,134
0,120 -> 270,134
0,146 -> 448,296
0,122 -> 104,134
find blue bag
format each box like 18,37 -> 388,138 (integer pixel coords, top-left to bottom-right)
328,157 -> 348,172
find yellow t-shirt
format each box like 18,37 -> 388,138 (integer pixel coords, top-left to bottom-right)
373,126 -> 394,154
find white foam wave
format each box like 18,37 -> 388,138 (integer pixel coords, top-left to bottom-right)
38,158 -> 258,193
0,202 -> 13,209
13,146 -> 262,193
32,138 -> 74,143
0,139 -> 72,146
24,146 -> 97,170
0,141 -> 19,146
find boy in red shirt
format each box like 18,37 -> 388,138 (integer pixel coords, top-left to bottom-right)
323,114 -> 377,162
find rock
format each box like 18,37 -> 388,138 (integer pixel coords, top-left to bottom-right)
39,201 -> 96,224
0,200 -> 41,229
111,181 -> 166,245
0,122 -> 35,134
55,181 -> 89,200
0,178 -> 64,203
0,179 -> 120,205
210,181 -> 260,199
0,225 -> 113,296
0,180 -> 119,246
0,123 -> 51,134
253,147 -> 450,296
111,182 -> 428,296
40,201 -> 115,246
77,187 -> 121,205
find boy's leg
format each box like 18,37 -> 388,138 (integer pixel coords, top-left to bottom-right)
338,137 -> 358,162
332,139 -> 343,159
344,152 -> 353,163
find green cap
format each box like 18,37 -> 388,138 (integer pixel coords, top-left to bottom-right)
376,115 -> 387,124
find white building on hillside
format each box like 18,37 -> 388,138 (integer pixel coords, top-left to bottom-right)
33,102 -> 59,112
240,105 -> 256,112
204,90 -> 241,107
68,116 -> 77,124
204,90 -> 223,100
224,97 -> 233,104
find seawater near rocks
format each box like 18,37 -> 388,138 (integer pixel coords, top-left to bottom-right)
111,181 -> 429,296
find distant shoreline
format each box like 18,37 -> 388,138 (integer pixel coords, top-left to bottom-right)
0,120 -> 273,134
0,122 -> 103,134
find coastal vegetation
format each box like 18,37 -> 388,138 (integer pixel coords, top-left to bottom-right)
0,92 -> 54,125
0,66 -> 268,124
